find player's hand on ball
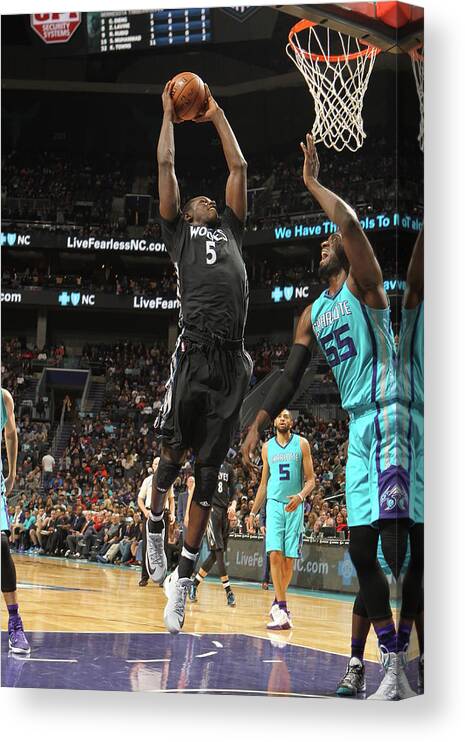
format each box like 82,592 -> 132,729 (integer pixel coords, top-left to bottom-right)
300,132 -> 320,184
285,495 -> 302,513
193,85 -> 221,123
162,81 -> 182,124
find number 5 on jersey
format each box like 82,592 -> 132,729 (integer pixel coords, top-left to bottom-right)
206,240 -> 217,265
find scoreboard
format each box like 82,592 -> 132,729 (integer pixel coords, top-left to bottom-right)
87,8 -> 211,53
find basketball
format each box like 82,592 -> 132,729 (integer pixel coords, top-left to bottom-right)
170,72 -> 207,121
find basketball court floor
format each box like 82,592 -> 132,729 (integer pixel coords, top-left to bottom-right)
1,555 -> 419,697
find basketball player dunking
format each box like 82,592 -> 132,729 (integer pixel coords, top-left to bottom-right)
247,410 -> 315,630
1,388 -> 30,654
146,83 -> 252,633
242,134 -> 415,700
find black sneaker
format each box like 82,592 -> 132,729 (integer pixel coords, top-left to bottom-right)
227,591 -> 236,607
139,577 -> 148,587
336,657 -> 366,696
189,584 -> 198,602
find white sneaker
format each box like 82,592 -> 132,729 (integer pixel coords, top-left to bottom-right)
163,567 -> 192,634
368,648 -> 417,700
398,650 -> 417,699
267,604 -> 292,630
145,518 -> 167,584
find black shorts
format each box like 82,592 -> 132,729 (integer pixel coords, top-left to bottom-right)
206,506 -> 229,551
155,333 -> 252,466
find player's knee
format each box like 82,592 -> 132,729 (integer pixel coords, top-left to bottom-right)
379,519 -> 409,580
353,591 -> 368,618
154,457 -> 181,495
269,550 -> 282,564
349,538 -> 377,573
409,524 -> 424,571
1,532 -> 17,594
192,463 -> 220,509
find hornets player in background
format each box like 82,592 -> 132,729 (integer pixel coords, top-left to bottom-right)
146,82 -> 252,634
242,134 -> 414,699
189,460 -> 238,607
247,410 -> 315,630
1,388 -> 30,654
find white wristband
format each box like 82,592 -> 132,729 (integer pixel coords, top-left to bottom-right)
297,493 -> 304,503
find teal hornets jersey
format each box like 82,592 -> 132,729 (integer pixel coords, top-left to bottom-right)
397,302 -> 424,406
1,389 -> 7,487
311,282 -> 396,411
266,433 -> 304,503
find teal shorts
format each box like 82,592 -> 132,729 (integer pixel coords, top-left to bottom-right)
265,498 -> 304,558
1,485 -> 10,533
346,401 -> 413,528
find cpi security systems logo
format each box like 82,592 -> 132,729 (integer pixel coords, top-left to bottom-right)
1,233 -> 31,247
58,291 -> 95,307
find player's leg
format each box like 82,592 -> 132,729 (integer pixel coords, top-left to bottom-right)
265,499 -> 290,628
1,531 -> 30,654
336,592 -> 370,696
164,460 -> 221,633
215,549 -> 235,606
139,514 -> 149,586
398,523 -> 424,649
146,445 -> 185,584
164,347 -> 251,633
191,549 -> 217,602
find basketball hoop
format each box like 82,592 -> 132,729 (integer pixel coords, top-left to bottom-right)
409,45 -> 424,152
287,19 -> 381,152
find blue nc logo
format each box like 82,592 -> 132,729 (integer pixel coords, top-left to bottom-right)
7,233 -> 17,246
271,286 -> 283,303
337,550 -> 357,587
70,292 -> 81,306
283,286 -> 294,301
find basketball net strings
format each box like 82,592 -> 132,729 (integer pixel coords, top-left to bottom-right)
410,48 -> 424,152
287,26 -> 378,152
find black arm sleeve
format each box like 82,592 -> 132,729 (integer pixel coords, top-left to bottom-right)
261,343 -> 311,421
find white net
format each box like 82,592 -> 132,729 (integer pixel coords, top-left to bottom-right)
410,46 -> 424,152
287,23 -> 380,152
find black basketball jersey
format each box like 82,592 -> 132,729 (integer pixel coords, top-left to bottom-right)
161,207 -> 249,340
212,462 -> 236,509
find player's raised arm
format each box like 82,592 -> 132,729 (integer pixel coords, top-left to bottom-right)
157,81 -> 181,222
404,225 -> 424,309
241,305 -> 315,469
194,86 -> 247,223
2,389 -> 18,496
301,133 -> 385,307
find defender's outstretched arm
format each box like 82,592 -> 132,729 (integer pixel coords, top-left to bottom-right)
301,134 -> 385,302
241,305 -> 315,469
157,82 -> 181,222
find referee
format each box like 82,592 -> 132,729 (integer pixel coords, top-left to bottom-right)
137,457 -> 174,587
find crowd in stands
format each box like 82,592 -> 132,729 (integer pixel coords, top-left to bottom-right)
3,334 -> 348,570
2,137 -> 422,233
2,151 -> 133,225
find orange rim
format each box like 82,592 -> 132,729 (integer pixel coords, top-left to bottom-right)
409,43 -> 424,62
288,19 -> 381,62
